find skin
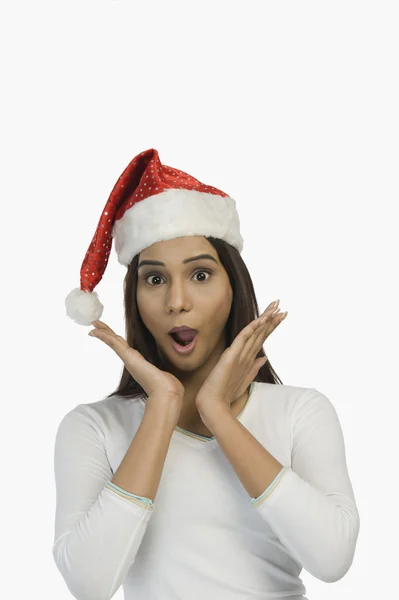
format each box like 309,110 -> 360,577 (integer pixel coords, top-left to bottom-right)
136,235 -> 250,437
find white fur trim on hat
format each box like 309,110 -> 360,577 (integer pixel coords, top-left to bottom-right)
111,188 -> 244,266
65,288 -> 104,326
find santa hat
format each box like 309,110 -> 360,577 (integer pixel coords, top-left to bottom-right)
65,148 -> 244,325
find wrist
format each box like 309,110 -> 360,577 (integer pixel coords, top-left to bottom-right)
196,397 -> 230,419
145,394 -> 182,425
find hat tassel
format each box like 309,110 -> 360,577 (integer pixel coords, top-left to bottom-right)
65,287 -> 104,326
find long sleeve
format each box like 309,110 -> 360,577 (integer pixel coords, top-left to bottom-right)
52,405 -> 154,600
251,388 -> 360,583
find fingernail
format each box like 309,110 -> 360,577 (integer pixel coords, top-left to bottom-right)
88,331 -> 96,337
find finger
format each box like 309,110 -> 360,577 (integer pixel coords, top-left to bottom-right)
259,303 -> 281,322
255,308 -> 285,340
231,304 -> 277,357
254,304 -> 280,330
252,309 -> 288,355
228,304 -> 282,361
226,317 -> 268,370
262,308 -> 288,330
90,321 -> 127,343
246,307 -> 286,359
249,304 -> 278,331
248,305 -> 280,342
89,323 -> 130,354
91,320 -> 115,333
259,307 -> 281,329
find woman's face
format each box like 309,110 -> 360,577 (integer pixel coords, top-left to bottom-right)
136,236 -> 233,373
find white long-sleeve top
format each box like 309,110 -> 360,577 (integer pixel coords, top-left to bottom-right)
52,381 -> 360,600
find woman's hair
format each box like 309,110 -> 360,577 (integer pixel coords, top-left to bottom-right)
105,236 -> 282,401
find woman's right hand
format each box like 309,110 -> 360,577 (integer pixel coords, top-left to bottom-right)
88,320 -> 185,411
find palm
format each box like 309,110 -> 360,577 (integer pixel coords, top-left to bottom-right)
90,320 -> 185,399
195,302 -> 285,412
197,346 -> 253,407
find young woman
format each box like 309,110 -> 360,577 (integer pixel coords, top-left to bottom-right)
53,148 -> 360,600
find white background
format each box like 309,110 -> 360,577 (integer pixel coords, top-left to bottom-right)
1,1 -> 398,598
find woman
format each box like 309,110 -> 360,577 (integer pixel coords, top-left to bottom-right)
53,148 -> 360,600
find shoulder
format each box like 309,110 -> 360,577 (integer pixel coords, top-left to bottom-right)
254,381 -> 318,410
253,382 -> 342,453
254,381 -> 338,427
54,394 -> 143,444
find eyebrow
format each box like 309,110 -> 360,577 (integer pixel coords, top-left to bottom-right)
138,253 -> 219,269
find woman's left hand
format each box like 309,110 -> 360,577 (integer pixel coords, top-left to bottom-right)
195,300 -> 288,421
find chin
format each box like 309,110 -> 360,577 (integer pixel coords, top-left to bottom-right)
160,352 -> 200,375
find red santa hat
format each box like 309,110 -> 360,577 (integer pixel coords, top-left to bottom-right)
65,147 -> 244,325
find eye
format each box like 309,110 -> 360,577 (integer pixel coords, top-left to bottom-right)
193,269 -> 211,282
144,274 -> 164,286
143,269 -> 212,286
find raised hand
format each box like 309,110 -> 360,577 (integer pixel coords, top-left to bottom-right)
195,300 -> 288,419
88,320 -> 185,410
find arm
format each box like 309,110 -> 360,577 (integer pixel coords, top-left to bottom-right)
200,401 -> 286,500
110,397 -> 180,503
203,388 -> 360,583
52,397 -> 178,600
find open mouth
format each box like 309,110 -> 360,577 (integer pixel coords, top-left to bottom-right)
168,332 -> 198,354
170,333 -> 192,346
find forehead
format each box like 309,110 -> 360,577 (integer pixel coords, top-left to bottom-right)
138,236 -> 216,262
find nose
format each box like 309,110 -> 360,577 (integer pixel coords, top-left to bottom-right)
165,280 -> 192,313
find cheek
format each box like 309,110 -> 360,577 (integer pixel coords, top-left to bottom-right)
136,291 -> 156,330
205,290 -> 232,328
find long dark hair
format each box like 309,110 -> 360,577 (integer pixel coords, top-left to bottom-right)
105,236 -> 282,400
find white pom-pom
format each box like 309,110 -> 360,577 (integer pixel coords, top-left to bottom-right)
65,287 -> 104,326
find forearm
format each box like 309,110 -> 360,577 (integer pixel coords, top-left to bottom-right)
203,406 -> 284,501
202,400 -> 360,582
111,397 -> 179,503
52,403 -> 180,600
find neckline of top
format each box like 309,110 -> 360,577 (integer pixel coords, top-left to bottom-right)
142,381 -> 258,451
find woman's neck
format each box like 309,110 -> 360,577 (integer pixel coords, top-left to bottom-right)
176,385 -> 251,437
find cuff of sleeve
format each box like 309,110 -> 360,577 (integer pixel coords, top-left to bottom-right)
250,466 -> 290,507
105,481 -> 154,510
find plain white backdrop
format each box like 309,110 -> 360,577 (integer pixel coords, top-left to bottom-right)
1,0 -> 397,598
